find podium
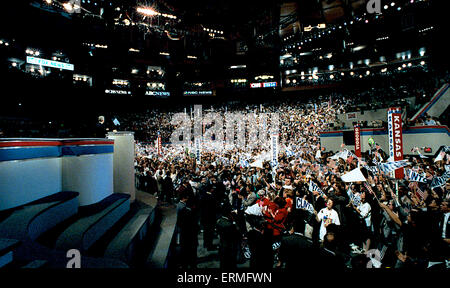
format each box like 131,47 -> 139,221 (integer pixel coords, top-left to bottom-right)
107,132 -> 136,202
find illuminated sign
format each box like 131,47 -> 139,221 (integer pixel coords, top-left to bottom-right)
26,56 -> 74,71
105,89 -> 131,95
145,91 -> 170,97
250,82 -> 277,88
354,125 -> 361,157
388,107 -> 404,179
183,91 -> 213,96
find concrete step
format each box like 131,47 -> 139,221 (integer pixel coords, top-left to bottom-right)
55,193 -> 130,252
145,204 -> 177,268
0,238 -> 21,268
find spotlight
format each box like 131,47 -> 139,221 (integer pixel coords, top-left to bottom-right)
137,7 -> 159,16
63,2 -> 73,12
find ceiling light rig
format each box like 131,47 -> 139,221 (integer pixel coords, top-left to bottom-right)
137,6 -> 177,19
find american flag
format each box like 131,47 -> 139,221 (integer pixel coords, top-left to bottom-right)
364,182 -> 375,196
416,185 -> 425,199
157,131 -> 162,155
380,245 -> 388,260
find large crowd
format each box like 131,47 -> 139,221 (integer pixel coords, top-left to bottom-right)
0,67 -> 448,270
131,94 -> 450,269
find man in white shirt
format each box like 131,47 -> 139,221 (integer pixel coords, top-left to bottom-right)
154,168 -> 165,199
424,116 -> 436,126
314,199 -> 341,241
440,201 -> 450,244
352,192 -> 372,252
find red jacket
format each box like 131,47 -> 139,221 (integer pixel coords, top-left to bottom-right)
285,198 -> 293,211
266,207 -> 288,236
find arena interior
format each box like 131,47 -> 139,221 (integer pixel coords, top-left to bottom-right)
0,0 -> 449,275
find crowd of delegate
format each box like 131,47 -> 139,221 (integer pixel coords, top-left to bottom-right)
130,95 -> 450,269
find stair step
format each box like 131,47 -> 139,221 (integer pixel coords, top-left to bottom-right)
104,207 -> 156,265
0,192 -> 79,241
146,205 -> 177,268
0,251 -> 13,268
21,259 -> 48,268
55,194 -> 130,252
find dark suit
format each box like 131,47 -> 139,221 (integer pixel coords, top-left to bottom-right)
95,122 -> 106,138
176,200 -> 198,268
199,189 -> 217,249
216,216 -> 240,269
279,233 -> 319,269
247,228 -> 273,269
162,175 -> 174,203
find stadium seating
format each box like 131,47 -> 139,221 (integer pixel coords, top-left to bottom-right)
55,193 -> 130,252
0,238 -> 21,268
0,191 -> 79,241
104,207 -> 156,266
